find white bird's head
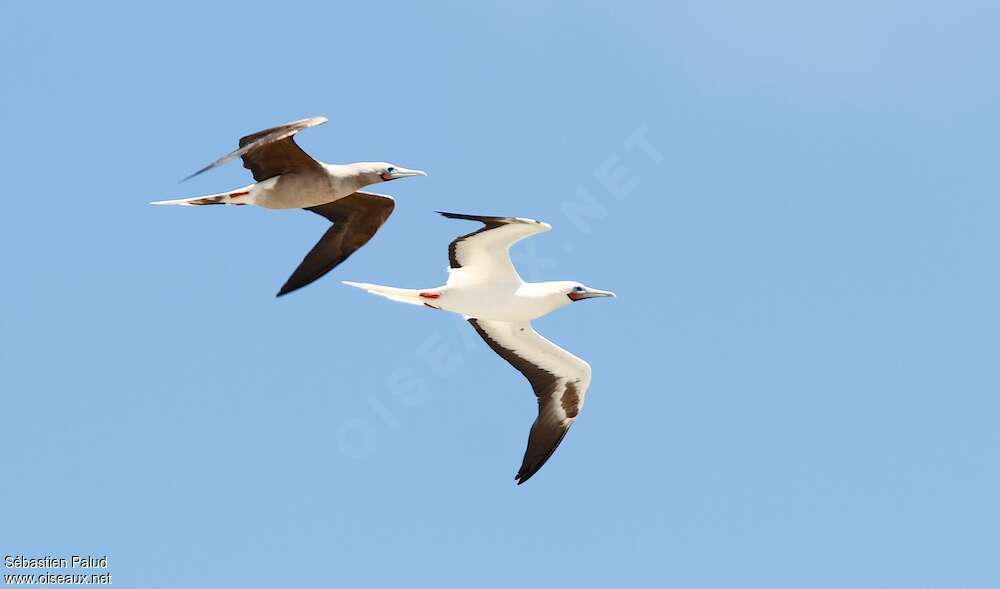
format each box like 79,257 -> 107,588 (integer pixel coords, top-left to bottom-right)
545,281 -> 617,306
566,282 -> 616,302
350,162 -> 428,186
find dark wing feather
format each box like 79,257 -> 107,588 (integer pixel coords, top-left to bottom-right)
468,319 -> 585,485
519,404 -> 572,485
438,212 -> 520,269
182,116 -> 326,182
276,191 -> 395,297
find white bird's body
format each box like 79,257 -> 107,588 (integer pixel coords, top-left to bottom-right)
344,280 -> 575,322
344,212 -> 615,484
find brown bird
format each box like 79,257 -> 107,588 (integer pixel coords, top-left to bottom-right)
153,116 -> 426,296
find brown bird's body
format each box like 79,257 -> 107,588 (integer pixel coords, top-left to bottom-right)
153,116 -> 426,296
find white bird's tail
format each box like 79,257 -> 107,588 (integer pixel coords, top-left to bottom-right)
150,185 -> 254,206
342,281 -> 428,306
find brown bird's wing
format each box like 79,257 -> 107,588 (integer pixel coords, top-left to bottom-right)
467,319 -> 592,485
277,191 -> 396,297
182,116 -> 327,182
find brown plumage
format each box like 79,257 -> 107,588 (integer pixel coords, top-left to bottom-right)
182,117 -> 327,182
157,116 -> 426,296
279,192 -> 395,297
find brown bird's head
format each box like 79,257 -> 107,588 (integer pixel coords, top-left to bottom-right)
349,162 -> 427,185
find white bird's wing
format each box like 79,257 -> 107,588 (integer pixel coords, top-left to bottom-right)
467,318 -> 592,485
439,212 -> 550,285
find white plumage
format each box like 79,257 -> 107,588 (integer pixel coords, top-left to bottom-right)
344,212 -> 615,484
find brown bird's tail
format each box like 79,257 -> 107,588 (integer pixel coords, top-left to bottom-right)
150,185 -> 254,206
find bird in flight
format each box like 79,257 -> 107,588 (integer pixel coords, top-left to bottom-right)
152,116 -> 427,296
344,212 -> 615,484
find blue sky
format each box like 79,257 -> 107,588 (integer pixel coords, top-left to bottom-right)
2,0 -> 999,586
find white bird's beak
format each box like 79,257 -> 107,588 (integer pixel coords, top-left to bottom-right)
382,167 -> 428,181
569,287 -> 617,301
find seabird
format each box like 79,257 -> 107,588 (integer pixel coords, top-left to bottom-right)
152,116 -> 427,296
344,212 -> 615,484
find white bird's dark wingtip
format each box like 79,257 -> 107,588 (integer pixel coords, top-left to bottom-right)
438,211 -> 548,227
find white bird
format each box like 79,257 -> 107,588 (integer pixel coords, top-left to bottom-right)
344,212 -> 615,484
152,116 -> 427,296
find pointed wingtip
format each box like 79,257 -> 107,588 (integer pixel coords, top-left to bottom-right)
294,115 -> 328,126
437,211 -> 532,225
276,279 -> 297,297
178,115 -> 326,184
179,165 -> 211,184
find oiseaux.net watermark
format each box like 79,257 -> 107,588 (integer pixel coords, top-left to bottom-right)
3,555 -> 112,585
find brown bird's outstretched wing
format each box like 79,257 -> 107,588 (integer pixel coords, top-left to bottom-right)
182,116 -> 327,182
277,191 -> 396,297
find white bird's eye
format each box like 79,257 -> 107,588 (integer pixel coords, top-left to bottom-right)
574,286 -> 584,292
386,167 -> 396,173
